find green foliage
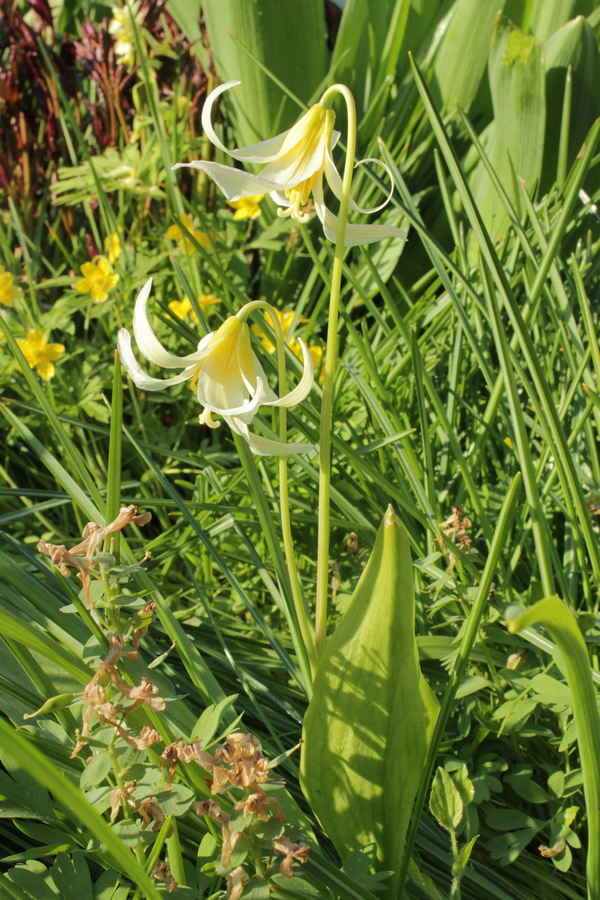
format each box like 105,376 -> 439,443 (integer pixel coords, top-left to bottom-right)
201,0 -> 329,143
301,507 -> 439,896
2,2 -> 600,899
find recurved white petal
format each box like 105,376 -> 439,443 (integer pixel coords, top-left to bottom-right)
266,340 -> 314,408
118,329 -> 196,391
313,180 -> 407,247
200,81 -> 290,163
226,417 -> 314,457
172,161 -> 284,201
133,279 -> 205,368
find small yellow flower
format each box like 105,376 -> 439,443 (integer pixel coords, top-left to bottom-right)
0,266 -> 23,306
17,330 -> 65,380
104,232 -> 121,264
168,293 -> 221,323
166,214 -> 210,254
76,257 -> 119,303
227,195 -> 264,221
252,308 -> 308,354
308,345 -> 325,382
251,307 -> 324,379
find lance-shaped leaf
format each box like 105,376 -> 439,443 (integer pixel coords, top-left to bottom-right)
301,506 -> 439,896
507,598 -> 600,900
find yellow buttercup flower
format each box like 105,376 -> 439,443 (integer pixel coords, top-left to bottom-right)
0,266 -> 23,306
118,279 -> 314,456
174,81 -> 407,247
227,195 -> 264,221
251,307 -> 324,378
76,257 -> 119,303
17,330 -> 65,380
168,293 -> 221,323
166,214 -> 210,254
252,308 -> 308,354
104,231 -> 121,264
308,345 -> 325,382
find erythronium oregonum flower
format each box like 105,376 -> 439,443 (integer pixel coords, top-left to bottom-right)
173,82 -> 407,247
118,279 -> 314,456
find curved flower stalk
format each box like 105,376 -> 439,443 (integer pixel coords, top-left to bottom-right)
117,280 -> 314,456
173,81 -> 406,247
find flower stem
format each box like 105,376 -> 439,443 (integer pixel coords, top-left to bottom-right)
314,85 -> 357,659
239,301 -> 317,678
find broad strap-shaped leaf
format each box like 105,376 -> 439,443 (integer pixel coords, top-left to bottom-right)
470,14 -> 545,242
301,506 -> 439,896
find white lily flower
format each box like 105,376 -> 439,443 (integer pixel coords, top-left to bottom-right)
118,279 -> 314,456
173,81 -> 407,248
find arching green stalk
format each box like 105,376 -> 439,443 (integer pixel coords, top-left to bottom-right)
314,85 -> 357,660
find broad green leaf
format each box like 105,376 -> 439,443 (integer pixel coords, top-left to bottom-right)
429,767 -> 463,832
201,0 -> 328,147
470,15 -> 545,242
301,506 -> 439,896
431,0 -> 501,112
507,598 -> 600,898
542,16 -> 600,192
529,0 -> 595,42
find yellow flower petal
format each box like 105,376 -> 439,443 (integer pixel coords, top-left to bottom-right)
75,257 -> 119,302
16,330 -> 64,380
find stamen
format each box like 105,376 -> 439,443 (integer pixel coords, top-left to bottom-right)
277,171 -> 319,224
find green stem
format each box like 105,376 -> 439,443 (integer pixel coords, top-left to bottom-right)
238,301 -> 317,677
314,85 -> 357,660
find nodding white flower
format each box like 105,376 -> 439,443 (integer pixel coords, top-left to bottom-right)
118,280 -> 314,456
173,81 -> 406,248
